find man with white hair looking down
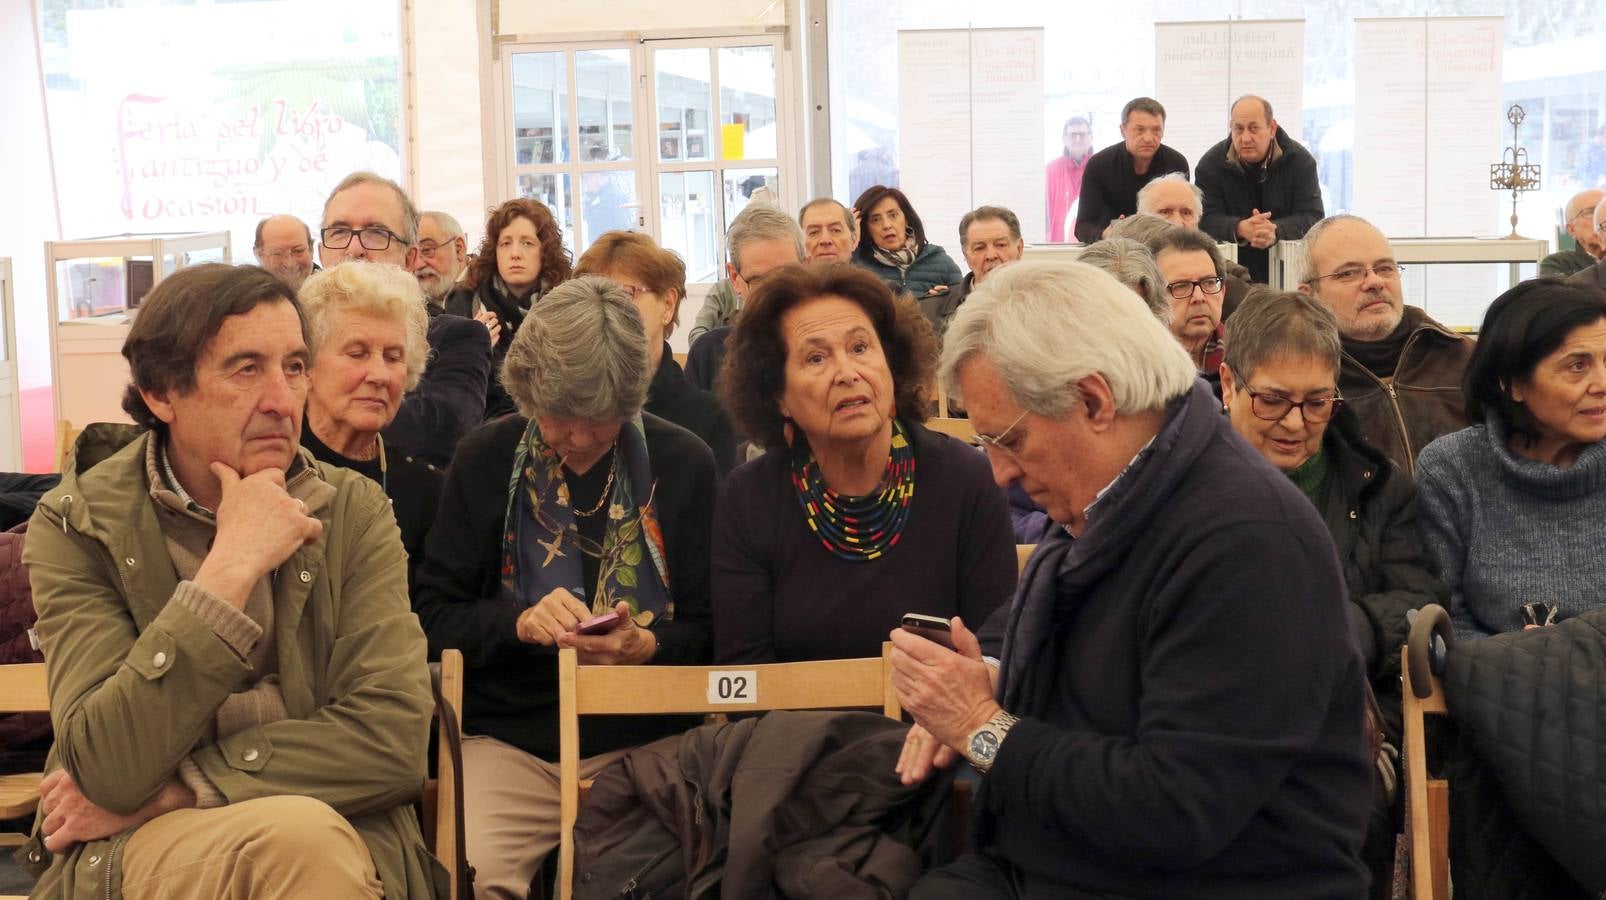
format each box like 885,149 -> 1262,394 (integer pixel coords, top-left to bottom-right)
889,260 -> 1372,899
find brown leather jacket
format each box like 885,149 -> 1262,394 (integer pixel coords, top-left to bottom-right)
1338,306 -> 1474,475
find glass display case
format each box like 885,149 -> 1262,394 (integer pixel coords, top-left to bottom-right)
0,258 -> 19,471
46,232 -> 232,428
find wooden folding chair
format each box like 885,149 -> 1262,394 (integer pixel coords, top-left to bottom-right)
54,421 -> 81,475
0,663 -> 48,854
925,417 -> 977,443
556,644 -> 901,900
1402,605 -> 1454,900
421,649 -> 467,900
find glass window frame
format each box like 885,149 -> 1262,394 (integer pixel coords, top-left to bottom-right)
492,32 -> 795,269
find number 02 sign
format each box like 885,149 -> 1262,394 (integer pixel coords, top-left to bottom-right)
707,670 -> 758,705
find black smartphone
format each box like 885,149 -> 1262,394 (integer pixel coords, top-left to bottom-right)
901,613 -> 955,649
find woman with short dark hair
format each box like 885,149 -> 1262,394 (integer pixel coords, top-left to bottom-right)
713,263 -> 1015,664
1416,278 -> 1606,638
851,185 -> 963,300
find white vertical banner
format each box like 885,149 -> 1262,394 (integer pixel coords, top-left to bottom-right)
970,29 -> 1045,245
899,27 -> 1045,270
1154,20 -> 1304,175
898,30 -> 974,270
1354,16 -> 1504,237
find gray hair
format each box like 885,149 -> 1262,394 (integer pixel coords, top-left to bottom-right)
253,215 -> 313,251
1136,173 -> 1203,218
727,204 -> 804,272
322,171 -> 420,245
1106,213 -> 1177,246
1121,97 -> 1166,125
1223,289 -> 1341,384
419,210 -> 464,239
798,197 -> 854,234
940,260 -> 1195,418
501,275 -> 650,421
298,262 -> 430,391
1145,225 -> 1225,278
1294,214 -> 1371,284
1077,238 -> 1171,324
959,205 -> 1022,245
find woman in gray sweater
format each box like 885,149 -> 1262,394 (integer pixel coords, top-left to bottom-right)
1416,278 -> 1606,638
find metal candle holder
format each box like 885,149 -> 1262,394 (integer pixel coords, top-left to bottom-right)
1490,104 -> 1541,239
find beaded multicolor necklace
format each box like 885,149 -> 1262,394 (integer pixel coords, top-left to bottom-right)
790,418 -> 916,561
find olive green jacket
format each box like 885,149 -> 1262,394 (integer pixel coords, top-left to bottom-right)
18,424 -> 443,899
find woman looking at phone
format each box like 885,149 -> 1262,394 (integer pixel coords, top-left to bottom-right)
851,185 -> 963,300
712,263 -> 1016,664
411,276 -> 716,898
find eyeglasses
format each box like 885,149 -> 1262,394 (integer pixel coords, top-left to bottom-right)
1238,384 -> 1345,424
415,239 -> 458,257
1570,207 -> 1598,227
975,408 -> 1030,456
321,226 -> 408,251
1164,276 -> 1225,301
1310,263 -> 1403,285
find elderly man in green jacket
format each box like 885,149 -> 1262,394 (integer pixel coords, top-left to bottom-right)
21,263 -> 441,898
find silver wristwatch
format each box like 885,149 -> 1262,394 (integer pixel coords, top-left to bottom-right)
964,710 -> 1020,774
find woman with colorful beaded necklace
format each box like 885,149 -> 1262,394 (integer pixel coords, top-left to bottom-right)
713,263 -> 1017,664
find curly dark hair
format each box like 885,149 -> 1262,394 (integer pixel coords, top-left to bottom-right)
851,185 -> 928,259
467,198 -> 572,293
121,264 -> 302,432
716,263 -> 938,449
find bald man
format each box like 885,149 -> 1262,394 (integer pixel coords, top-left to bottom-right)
1542,189 -> 1605,278
252,215 -> 315,290
1196,95 -> 1324,283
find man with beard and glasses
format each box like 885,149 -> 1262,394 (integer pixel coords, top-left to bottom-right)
1296,214 -> 1474,474
412,210 -> 472,315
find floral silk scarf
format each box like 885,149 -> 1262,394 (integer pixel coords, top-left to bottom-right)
499,415 -> 672,626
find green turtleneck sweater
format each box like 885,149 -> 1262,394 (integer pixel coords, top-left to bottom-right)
1286,448 -> 1330,507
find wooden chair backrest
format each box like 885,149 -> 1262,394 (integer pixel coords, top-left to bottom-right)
54,421 -> 81,475
1401,646 -> 1450,900
0,664 -> 48,714
431,649 -> 464,899
925,417 -> 977,443
557,644 -> 900,899
1016,544 -> 1035,575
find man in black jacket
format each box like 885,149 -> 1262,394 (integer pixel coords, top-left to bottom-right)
1072,97 -> 1190,244
892,259 -> 1371,900
318,172 -> 491,466
1196,96 -> 1325,283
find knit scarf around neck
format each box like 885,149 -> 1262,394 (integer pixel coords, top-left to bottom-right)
871,234 -> 920,273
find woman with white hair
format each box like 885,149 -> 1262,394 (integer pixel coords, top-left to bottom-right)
411,275 -> 716,899
298,262 -> 441,584
1075,237 -> 1171,323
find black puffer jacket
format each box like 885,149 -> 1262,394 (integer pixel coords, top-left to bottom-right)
1441,609 -> 1606,897
572,710 -> 952,900
1317,409 -> 1449,743
1196,127 -> 1325,283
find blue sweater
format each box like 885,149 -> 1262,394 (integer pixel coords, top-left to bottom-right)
1415,416 -> 1606,638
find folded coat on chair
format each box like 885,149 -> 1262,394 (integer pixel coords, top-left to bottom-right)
571,709 -> 955,900
1442,608 -> 1606,896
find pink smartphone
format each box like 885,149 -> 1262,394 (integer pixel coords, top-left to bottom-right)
576,611 -> 624,636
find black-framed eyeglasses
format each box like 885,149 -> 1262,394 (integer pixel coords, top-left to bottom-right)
1310,263 -> 1403,285
1164,276 -> 1225,301
1238,385 -> 1345,423
975,409 -> 1029,456
321,226 -> 408,252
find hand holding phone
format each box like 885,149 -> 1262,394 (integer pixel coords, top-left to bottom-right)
576,611 -> 624,636
900,613 -> 956,649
